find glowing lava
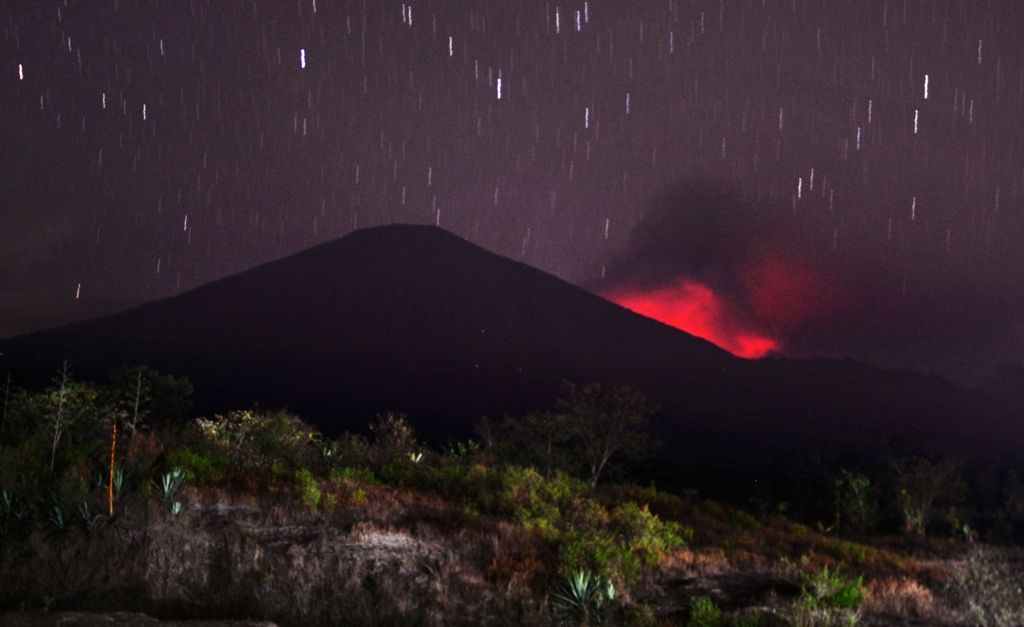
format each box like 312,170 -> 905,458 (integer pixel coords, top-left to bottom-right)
606,280 -> 779,359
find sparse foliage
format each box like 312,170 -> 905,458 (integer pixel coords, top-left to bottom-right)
195,408 -> 320,474
369,412 -> 418,464
499,382 -> 656,487
43,362 -> 101,472
557,382 -> 655,488
892,456 -> 967,535
108,366 -> 193,429
836,469 -> 877,534
502,410 -> 575,478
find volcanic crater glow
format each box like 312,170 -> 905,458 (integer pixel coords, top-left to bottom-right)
605,280 -> 779,359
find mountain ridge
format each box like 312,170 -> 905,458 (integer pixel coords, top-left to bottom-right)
2,224 -> 1019,466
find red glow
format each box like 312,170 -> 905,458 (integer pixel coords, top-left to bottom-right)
741,254 -> 841,326
606,280 -> 779,359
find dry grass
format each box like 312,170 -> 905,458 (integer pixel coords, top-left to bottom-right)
862,577 -> 936,618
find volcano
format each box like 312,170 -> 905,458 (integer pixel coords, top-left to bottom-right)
1,225 -> 1020,465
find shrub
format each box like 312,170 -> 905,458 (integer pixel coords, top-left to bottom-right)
801,565 -> 865,610
350,488 -> 367,506
836,469 -> 877,534
500,467 -> 576,536
621,603 -> 658,627
296,468 -> 321,511
369,412 -> 417,464
687,596 -> 722,627
195,409 -> 319,475
611,501 -> 691,567
165,447 -> 229,485
329,466 -> 376,484
559,526 -> 626,582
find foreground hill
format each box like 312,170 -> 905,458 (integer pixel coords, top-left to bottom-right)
1,224 -> 1019,464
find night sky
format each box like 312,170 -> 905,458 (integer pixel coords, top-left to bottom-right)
2,0 -> 1024,385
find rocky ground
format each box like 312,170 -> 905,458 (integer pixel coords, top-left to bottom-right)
0,613 -> 276,627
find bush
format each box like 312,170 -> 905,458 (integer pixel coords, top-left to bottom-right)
493,467 -> 690,587
165,447 -> 229,485
195,409 -> 320,475
329,466 -> 376,485
801,565 -> 865,610
730,510 -> 761,531
350,488 -> 367,506
295,468 -> 321,511
500,467 -> 576,537
559,526 -> 627,582
687,597 -> 722,627
368,412 -> 417,465
611,501 -> 691,567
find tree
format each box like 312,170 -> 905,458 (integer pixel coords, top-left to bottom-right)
502,410 -> 575,479
557,382 -> 655,488
44,361 -> 100,472
108,365 -> 193,431
892,455 -> 967,535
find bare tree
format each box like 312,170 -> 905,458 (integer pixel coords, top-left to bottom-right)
48,361 -> 74,472
125,369 -> 146,433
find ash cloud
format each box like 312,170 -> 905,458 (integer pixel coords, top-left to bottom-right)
593,181 -> 1024,385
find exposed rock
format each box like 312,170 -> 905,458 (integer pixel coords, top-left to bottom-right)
0,494 -> 539,627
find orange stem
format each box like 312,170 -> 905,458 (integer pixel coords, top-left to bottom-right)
109,418 -> 117,517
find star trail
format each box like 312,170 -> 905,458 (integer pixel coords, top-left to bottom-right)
2,0 -> 1023,383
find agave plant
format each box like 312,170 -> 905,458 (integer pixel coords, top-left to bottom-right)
1,490 -> 29,520
155,467 -> 185,504
98,465 -> 131,504
551,570 -> 613,625
77,501 -> 105,529
0,490 -> 32,543
48,504 -> 69,531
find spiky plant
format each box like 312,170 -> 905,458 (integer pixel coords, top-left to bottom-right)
155,467 -> 185,505
551,570 -> 612,625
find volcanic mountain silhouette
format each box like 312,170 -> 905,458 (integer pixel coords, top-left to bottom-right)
2,225 -> 1020,464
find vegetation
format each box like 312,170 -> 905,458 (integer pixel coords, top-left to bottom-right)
2,365 -> 1024,626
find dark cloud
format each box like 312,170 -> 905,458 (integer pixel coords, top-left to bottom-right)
594,180 -> 1024,384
